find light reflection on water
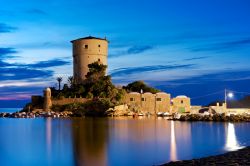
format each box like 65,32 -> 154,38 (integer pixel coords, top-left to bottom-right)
170,121 -> 177,161
0,117 -> 250,166
225,123 -> 244,151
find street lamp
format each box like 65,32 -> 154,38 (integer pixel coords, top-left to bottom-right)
225,89 -> 234,109
228,92 -> 234,98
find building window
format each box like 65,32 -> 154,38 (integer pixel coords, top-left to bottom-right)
98,44 -> 101,48
181,100 -> 184,104
85,45 -> 88,49
98,58 -> 101,62
141,98 -> 146,101
130,98 -> 134,101
156,98 -> 161,101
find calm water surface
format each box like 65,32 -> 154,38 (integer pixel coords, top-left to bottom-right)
0,108 -> 22,113
0,117 -> 250,166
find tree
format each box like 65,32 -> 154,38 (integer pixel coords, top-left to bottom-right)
123,80 -> 160,93
85,62 -> 107,83
68,76 -> 75,87
51,62 -> 126,110
56,77 -> 63,90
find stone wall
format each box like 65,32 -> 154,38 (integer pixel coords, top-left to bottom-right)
227,108 -> 250,115
71,37 -> 108,82
125,92 -> 171,114
141,92 -> 155,113
190,106 -> 203,114
172,96 -> 191,113
31,95 -> 43,106
155,92 -> 171,113
52,98 -> 89,105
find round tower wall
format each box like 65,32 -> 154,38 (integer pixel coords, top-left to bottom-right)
72,38 -> 108,83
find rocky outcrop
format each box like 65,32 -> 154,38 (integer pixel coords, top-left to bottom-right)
0,110 -> 74,118
105,104 -> 135,116
175,113 -> 250,122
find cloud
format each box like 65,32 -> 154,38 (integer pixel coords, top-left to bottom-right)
0,48 -> 18,59
21,58 -> 70,68
0,61 -> 11,67
158,70 -> 250,86
183,56 -> 210,61
0,85 -> 44,102
0,48 -> 70,80
25,9 -> 47,15
190,37 -> 250,52
0,49 -> 69,82
0,67 -> 53,81
0,58 -> 70,81
0,23 -> 17,33
127,45 -> 153,54
146,69 -> 250,105
109,45 -> 154,58
110,64 -> 195,77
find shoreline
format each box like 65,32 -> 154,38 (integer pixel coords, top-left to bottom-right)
1,111 -> 250,122
161,146 -> 250,166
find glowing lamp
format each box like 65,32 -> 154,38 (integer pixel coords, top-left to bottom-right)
228,92 -> 234,98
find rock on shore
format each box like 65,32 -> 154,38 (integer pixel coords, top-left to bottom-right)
0,110 -> 74,118
174,113 -> 250,122
162,146 -> 250,166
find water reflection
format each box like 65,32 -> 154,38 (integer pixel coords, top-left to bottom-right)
170,121 -> 177,161
71,118 -> 108,166
225,123 -> 244,151
46,118 -> 52,160
0,118 -> 250,166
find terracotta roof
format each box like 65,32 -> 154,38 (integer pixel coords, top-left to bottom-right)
71,36 -> 108,43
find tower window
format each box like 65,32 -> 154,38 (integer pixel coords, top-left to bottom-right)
98,58 -> 101,62
85,45 -> 88,49
181,100 -> 184,104
98,44 -> 101,48
156,98 -> 161,101
130,98 -> 134,101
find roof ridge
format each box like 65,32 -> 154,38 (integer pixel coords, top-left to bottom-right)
71,36 -> 108,43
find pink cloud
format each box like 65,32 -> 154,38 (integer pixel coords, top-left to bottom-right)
0,93 -> 34,100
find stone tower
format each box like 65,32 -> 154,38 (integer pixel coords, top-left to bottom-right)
43,88 -> 52,112
71,36 -> 108,83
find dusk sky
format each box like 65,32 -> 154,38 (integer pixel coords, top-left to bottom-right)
1,0 -> 250,107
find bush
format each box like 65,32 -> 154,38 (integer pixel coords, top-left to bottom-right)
123,81 -> 160,93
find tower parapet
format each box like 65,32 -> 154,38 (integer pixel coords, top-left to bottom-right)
71,36 -> 108,83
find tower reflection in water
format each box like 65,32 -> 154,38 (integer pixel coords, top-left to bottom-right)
225,123 -> 244,151
46,118 -> 52,159
71,118 -> 108,166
